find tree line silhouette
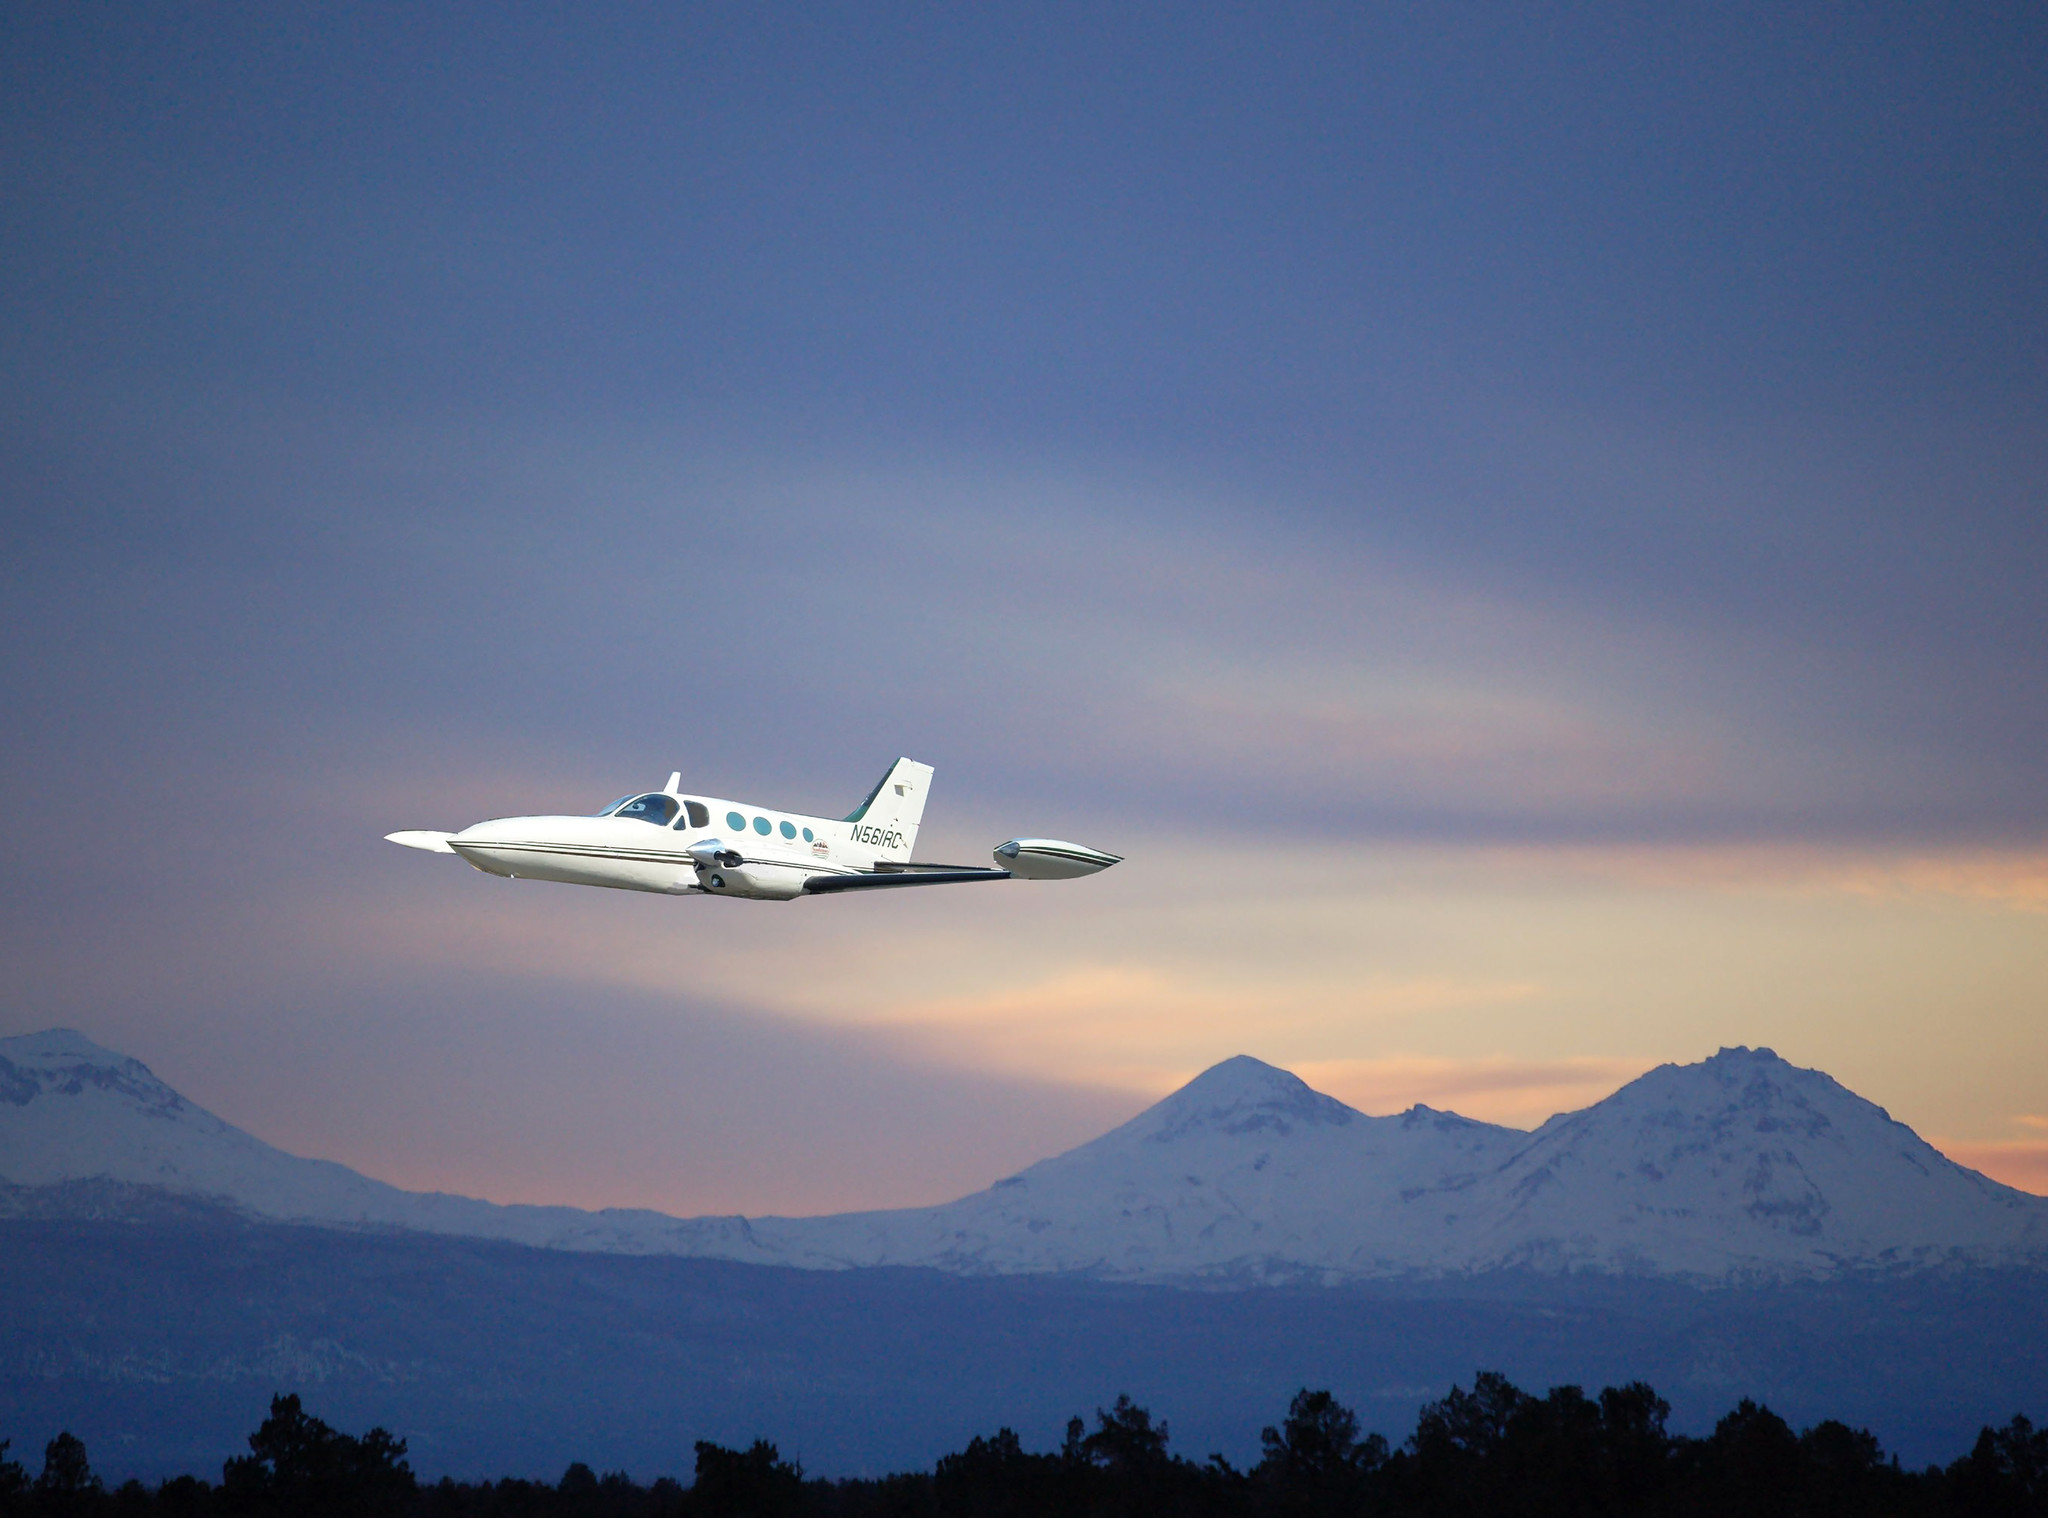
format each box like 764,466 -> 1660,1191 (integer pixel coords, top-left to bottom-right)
3,1374 -> 2046,1516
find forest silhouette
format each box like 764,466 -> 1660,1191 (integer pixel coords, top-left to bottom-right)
3,1374 -> 2045,1516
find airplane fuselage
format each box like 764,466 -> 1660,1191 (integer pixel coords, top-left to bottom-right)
448,791 -> 903,900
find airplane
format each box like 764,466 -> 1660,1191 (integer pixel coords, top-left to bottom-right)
384,757 -> 1121,901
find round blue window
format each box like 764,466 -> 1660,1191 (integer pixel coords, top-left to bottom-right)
779,820 -> 796,839
802,827 -> 814,842
753,816 -> 771,835
725,811 -> 745,831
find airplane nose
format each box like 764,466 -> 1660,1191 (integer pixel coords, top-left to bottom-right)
385,830 -> 456,854
451,818 -> 520,845
446,817 -> 528,876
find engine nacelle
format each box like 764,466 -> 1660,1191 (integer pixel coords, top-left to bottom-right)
689,838 -> 810,900
993,838 -> 1122,880
707,862 -> 810,900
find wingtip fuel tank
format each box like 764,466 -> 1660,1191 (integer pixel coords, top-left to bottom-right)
993,839 -> 1122,880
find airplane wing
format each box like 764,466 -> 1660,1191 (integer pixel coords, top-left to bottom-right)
803,865 -> 1012,895
802,840 -> 1122,894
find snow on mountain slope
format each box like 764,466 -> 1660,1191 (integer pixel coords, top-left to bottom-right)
738,1055 -> 1525,1280
0,1029 -> 751,1256
4,1029 -> 2046,1283
1445,1046 -> 2048,1278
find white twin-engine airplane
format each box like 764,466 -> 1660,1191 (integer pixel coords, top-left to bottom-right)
385,757 -> 1120,902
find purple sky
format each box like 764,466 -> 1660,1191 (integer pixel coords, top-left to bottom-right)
4,3 -> 2046,1210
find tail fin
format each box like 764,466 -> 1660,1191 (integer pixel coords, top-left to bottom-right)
844,757 -> 934,859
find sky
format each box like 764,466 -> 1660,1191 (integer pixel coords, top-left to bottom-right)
3,1 -> 2045,1213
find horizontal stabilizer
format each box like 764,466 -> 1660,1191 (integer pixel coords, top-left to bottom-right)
385,830 -> 457,854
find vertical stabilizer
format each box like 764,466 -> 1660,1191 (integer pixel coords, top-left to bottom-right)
844,758 -> 935,859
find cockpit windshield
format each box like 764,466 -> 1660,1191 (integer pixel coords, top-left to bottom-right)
593,796 -> 635,817
610,793 -> 680,826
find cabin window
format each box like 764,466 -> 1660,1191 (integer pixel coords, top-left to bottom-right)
726,811 -> 746,831
753,816 -> 772,835
802,827 -> 814,842
613,794 -> 679,826
779,821 -> 797,839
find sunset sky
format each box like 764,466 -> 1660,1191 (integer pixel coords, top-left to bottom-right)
4,3 -> 2045,1212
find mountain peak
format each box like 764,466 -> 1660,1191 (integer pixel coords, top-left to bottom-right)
1183,1054 -> 1303,1095
1135,1055 -> 1358,1141
1583,1045 -> 1854,1130
1708,1045 -> 1785,1064
1,1027 -> 125,1063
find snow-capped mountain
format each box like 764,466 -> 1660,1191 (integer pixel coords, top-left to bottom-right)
734,1056 -> 1528,1279
1447,1048 -> 2048,1277
0,1028 -> 741,1254
725,1048 -> 2048,1280
4,1028 -> 2045,1283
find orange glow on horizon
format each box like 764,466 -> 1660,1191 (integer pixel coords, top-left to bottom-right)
1935,1139 -> 2048,1197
